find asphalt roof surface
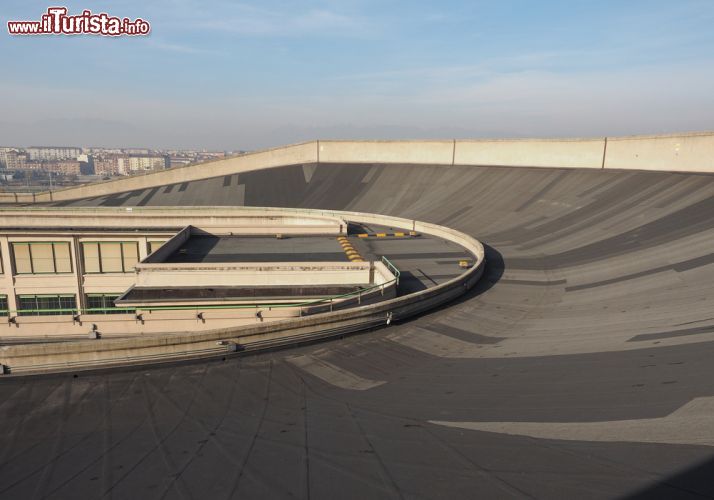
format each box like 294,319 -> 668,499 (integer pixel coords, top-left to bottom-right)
163,235 -> 349,263
160,232 -> 471,294
3,163 -> 714,498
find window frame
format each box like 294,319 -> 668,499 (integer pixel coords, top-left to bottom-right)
147,240 -> 167,255
85,293 -> 135,315
16,294 -> 77,316
11,241 -> 73,275
81,241 -> 140,274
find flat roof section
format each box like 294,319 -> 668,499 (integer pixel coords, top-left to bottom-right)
159,228 -> 474,293
164,235 -> 349,263
119,284 -> 366,303
347,223 -> 474,293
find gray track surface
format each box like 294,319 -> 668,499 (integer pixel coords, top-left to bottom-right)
3,164 -> 714,498
159,233 -> 471,293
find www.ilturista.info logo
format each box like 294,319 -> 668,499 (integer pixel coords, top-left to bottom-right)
7,6 -> 150,36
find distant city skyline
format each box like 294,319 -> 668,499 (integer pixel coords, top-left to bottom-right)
2,0 -> 714,149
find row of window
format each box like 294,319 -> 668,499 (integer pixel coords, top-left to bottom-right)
0,294 -> 133,316
13,242 -> 72,274
3,240 -> 165,275
83,242 -> 139,273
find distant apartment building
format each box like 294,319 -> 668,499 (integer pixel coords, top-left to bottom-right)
2,150 -> 28,170
117,155 -> 169,175
90,148 -> 123,155
94,157 -> 119,176
0,148 -> 12,168
77,154 -> 95,175
45,160 -> 82,175
25,147 -> 81,162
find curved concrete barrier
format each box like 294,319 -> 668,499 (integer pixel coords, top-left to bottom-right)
3,132 -> 714,205
454,137 -> 606,169
317,139 -> 455,165
0,207 -> 485,375
603,132 -> 714,172
0,140 -> 319,204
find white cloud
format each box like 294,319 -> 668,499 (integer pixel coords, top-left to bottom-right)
154,1 -> 374,38
146,39 -> 218,54
1,53 -> 713,148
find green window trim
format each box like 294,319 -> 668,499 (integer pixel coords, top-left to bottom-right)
85,293 -> 135,314
16,294 -> 78,316
0,295 -> 8,317
18,294 -> 76,298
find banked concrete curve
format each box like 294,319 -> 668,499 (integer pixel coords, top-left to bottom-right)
3,143 -> 714,497
0,207 -> 485,375
2,131 -> 714,204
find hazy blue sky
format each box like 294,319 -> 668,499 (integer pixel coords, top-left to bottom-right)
2,1 -> 713,149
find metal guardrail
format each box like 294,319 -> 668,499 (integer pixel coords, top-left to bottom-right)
381,255 -> 400,285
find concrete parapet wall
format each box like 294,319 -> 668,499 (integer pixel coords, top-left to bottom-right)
372,261 -> 393,285
0,140 -> 318,204
603,132 -> 714,173
0,207 -> 343,235
136,258 -> 397,288
317,140 -> 455,165
2,308 -> 301,337
315,133 -> 714,172
454,138 -> 605,169
135,261 -> 372,287
3,132 -> 714,205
